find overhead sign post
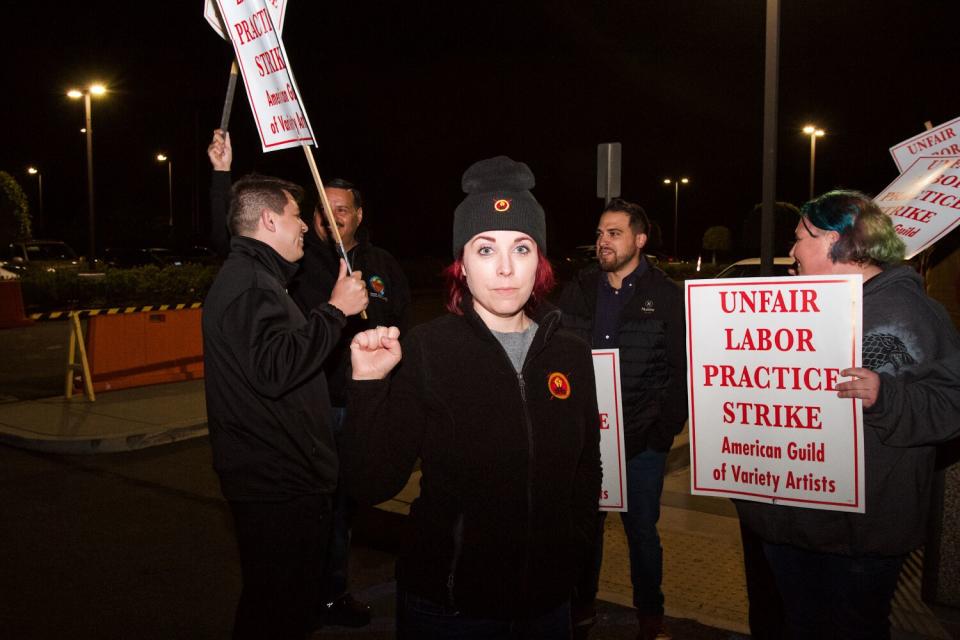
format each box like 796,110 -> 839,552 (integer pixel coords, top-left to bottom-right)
889,115 -> 960,171
592,349 -> 628,512
214,0 -> 314,152
685,275 -> 864,513
596,143 -> 622,204
875,156 -> 960,259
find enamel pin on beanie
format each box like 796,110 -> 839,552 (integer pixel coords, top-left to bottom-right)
452,155 -> 547,256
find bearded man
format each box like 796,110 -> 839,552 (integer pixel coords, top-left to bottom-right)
558,198 -> 687,640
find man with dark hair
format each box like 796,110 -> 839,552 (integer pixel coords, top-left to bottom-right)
206,129 -> 410,626
558,197 -> 687,640
203,173 -> 369,639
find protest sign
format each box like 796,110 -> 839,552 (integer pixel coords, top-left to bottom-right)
592,349 -> 628,511
685,275 -> 864,513
205,0 -> 286,40
889,116 -> 960,171
875,156 -> 960,259
214,0 -> 314,152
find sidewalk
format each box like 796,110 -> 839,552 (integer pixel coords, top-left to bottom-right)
0,379 -> 208,454
1,381 -> 955,638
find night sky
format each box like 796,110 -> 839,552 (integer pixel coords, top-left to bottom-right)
4,1 -> 958,261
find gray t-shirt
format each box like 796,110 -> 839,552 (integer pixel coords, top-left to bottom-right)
491,321 -> 539,372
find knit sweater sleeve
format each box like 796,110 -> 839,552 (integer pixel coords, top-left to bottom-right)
866,350 -> 960,446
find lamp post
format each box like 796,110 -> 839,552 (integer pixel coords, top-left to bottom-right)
663,177 -> 690,259
68,84 -> 106,269
802,125 -> 825,200
27,166 -> 43,232
156,154 -> 173,226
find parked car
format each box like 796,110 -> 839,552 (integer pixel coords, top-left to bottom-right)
104,246 -> 222,269
103,247 -> 172,269
714,257 -> 795,279
175,245 -> 221,266
1,240 -> 82,273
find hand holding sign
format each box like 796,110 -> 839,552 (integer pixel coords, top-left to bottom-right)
837,368 -> 880,409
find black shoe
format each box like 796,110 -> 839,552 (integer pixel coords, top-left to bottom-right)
319,593 -> 372,628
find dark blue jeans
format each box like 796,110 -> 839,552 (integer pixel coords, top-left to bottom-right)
577,449 -> 667,614
763,542 -> 905,639
396,589 -> 571,640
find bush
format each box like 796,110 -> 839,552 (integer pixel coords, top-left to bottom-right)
19,264 -> 220,311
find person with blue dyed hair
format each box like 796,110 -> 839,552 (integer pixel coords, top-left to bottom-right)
735,190 -> 960,639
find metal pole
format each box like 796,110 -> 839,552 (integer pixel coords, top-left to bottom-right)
167,160 -> 174,226
673,182 -> 680,258
84,92 -> 96,270
759,0 -> 780,276
808,133 -> 816,200
36,172 -> 43,232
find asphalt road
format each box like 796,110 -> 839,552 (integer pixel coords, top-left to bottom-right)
0,437 -> 402,640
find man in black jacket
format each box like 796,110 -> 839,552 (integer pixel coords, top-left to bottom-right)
203,174 -> 368,639
206,129 -> 410,625
557,198 -> 687,640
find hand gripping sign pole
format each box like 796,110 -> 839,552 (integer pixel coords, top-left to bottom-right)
301,145 -> 368,319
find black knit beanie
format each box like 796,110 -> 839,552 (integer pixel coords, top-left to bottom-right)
452,156 -> 546,257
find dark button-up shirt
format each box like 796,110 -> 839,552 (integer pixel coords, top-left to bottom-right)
592,259 -> 647,348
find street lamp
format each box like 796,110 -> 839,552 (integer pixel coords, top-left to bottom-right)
663,177 -> 690,259
802,125 -> 825,200
27,166 -> 43,232
68,83 -> 106,269
156,153 -> 173,226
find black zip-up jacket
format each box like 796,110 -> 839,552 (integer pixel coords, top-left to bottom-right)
289,230 -> 411,406
210,170 -> 411,405
341,297 -> 602,618
202,236 -> 347,501
557,259 -> 688,456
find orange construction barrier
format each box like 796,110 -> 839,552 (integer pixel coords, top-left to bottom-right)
80,309 -> 204,393
0,279 -> 34,329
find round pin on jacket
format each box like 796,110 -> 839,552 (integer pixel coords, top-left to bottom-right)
547,372 -> 571,399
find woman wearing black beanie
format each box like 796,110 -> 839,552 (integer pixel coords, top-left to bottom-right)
342,156 -> 601,639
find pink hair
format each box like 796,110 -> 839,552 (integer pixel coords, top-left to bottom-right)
443,251 -> 556,315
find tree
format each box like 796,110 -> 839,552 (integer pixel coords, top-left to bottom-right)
0,171 -> 31,246
702,225 -> 732,264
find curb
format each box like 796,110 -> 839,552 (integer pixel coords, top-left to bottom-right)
0,423 -> 209,455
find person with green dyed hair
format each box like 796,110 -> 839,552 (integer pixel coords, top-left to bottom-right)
735,189 -> 960,639
798,189 -> 906,268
